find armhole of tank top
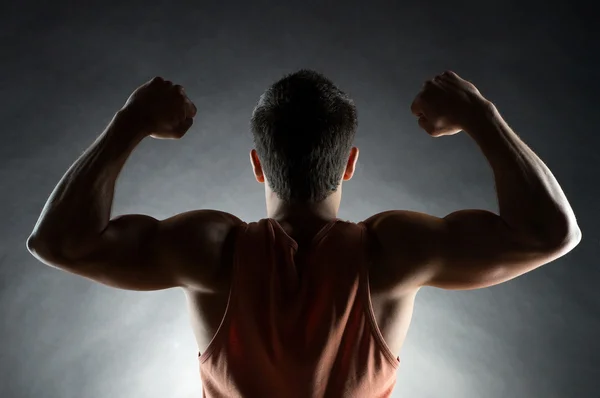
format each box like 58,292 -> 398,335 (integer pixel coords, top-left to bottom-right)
199,222 -> 248,364
358,222 -> 401,369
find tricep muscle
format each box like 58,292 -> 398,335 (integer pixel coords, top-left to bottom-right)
426,209 -> 568,290
366,209 -> 577,292
28,210 -> 241,292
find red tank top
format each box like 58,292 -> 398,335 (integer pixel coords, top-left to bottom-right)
198,218 -> 400,397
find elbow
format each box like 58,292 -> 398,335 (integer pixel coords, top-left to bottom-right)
561,225 -> 582,248
530,209 -> 582,251
26,234 -> 42,256
517,216 -> 582,255
545,224 -> 582,253
26,234 -> 65,263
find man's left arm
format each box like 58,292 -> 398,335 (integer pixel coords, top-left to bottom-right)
27,77 -> 241,291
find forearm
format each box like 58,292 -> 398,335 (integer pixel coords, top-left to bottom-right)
28,110 -> 145,254
465,104 -> 580,246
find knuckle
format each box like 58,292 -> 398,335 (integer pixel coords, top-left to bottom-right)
174,85 -> 186,96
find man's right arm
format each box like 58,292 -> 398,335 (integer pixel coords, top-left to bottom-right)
365,73 -> 581,293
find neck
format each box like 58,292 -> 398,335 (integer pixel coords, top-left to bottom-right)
266,189 -> 342,223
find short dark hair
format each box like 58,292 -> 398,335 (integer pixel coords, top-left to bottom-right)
251,69 -> 358,203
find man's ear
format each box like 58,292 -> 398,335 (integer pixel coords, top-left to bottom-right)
343,147 -> 359,181
250,149 -> 265,183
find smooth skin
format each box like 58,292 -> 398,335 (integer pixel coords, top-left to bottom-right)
27,71 -> 581,358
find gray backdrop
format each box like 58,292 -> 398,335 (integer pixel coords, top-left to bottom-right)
1,0 -> 597,397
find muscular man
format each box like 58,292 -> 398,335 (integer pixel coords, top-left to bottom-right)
27,70 -> 581,397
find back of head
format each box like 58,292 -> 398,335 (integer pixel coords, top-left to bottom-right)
251,69 -> 358,203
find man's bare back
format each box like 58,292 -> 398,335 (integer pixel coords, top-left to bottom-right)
26,71 -> 581,393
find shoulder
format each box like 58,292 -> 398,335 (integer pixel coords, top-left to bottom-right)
159,209 -> 245,245
158,209 -> 246,291
360,210 -> 441,295
361,210 -> 441,248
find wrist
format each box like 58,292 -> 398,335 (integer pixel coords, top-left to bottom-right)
112,107 -> 150,141
463,100 -> 501,135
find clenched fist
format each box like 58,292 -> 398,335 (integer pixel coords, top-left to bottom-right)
121,77 -> 197,139
411,71 -> 492,137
